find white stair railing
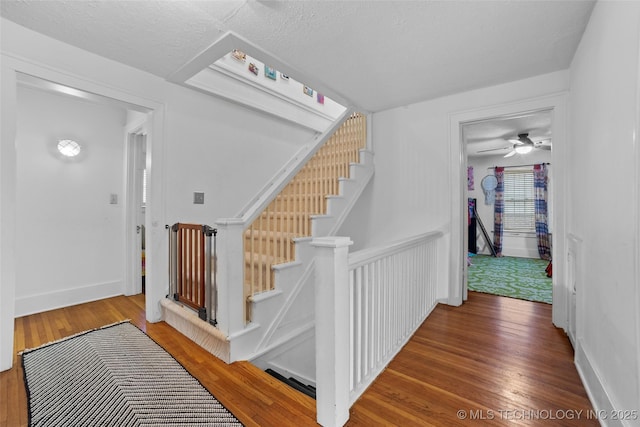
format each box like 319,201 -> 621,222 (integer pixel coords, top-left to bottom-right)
214,108 -> 361,337
313,230 -> 443,427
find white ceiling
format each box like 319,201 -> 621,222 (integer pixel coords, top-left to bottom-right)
1,0 -> 595,113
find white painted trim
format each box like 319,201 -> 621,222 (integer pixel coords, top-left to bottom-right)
208,63 -> 338,121
575,341 -> 622,427
461,126 -> 469,301
125,116 -> 148,135
226,322 -> 261,340
249,322 -> 315,364
1,52 -> 164,108
366,112 -> 374,151
348,230 -> 443,268
566,233 -> 584,349
0,63 -> 18,372
248,289 -> 283,303
144,106 -> 167,323
255,263 -> 316,352
0,53 -> 166,371
634,22 -> 640,416
327,153 -> 374,236
123,130 -> 148,297
186,67 -> 335,133
14,281 -> 123,318
448,93 -> 569,332
168,31 -> 355,110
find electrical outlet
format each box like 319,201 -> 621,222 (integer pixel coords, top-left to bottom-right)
193,192 -> 204,204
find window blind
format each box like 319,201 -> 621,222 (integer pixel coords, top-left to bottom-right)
503,170 -> 535,231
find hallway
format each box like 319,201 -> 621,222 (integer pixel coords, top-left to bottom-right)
347,292 -> 596,425
1,292 -> 595,426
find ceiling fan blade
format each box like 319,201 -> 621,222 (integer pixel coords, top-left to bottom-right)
504,150 -> 517,158
477,146 -> 510,153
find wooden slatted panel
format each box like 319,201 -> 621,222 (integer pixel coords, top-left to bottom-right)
175,223 -> 206,311
243,113 -> 367,305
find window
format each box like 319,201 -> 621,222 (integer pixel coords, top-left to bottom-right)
503,170 -> 535,231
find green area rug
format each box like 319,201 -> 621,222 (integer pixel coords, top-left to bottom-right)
468,255 -> 552,304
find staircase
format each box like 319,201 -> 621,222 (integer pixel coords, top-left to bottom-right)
162,112 -> 373,377
238,112 -> 372,385
244,113 -> 368,308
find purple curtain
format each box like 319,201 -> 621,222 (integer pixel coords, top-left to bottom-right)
493,167 -> 504,257
534,164 -> 551,260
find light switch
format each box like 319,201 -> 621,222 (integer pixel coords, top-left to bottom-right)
193,192 -> 204,204
110,193 -> 118,204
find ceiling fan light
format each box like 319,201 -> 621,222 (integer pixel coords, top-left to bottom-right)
514,144 -> 533,154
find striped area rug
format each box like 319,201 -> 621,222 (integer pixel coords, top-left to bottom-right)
21,321 -> 243,426
468,255 -> 552,304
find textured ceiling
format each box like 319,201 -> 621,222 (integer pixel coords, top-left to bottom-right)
1,0 -> 595,113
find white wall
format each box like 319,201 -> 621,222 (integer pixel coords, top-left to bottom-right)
163,83 -> 316,225
339,71 -> 568,300
467,150 -> 552,258
0,18 -> 319,370
15,86 -> 127,315
568,1 -> 640,422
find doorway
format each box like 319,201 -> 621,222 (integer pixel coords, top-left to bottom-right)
463,111 -> 553,304
12,74 -> 153,307
125,128 -> 148,295
448,93 -> 569,330
1,61 -> 165,371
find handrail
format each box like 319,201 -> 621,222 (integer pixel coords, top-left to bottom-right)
348,230 -> 444,269
244,112 -> 367,299
214,110 -> 367,329
313,230 -> 444,425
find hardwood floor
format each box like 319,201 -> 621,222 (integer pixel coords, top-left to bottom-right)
1,292 -> 596,426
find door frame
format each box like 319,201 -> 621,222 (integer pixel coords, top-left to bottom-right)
1,55 -> 165,371
448,93 -> 569,330
124,125 -> 148,296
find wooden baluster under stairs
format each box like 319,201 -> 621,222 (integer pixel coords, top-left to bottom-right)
243,113 -> 367,316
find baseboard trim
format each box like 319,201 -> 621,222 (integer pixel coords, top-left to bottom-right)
575,339 -> 622,427
14,281 -> 123,317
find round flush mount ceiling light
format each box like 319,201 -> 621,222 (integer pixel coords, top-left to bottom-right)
57,139 -> 81,157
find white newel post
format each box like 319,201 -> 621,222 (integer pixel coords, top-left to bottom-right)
214,219 -> 246,345
312,236 -> 353,427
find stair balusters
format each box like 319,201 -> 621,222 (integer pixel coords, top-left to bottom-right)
244,113 -> 367,304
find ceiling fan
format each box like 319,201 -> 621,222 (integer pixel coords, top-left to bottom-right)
477,133 -> 551,158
